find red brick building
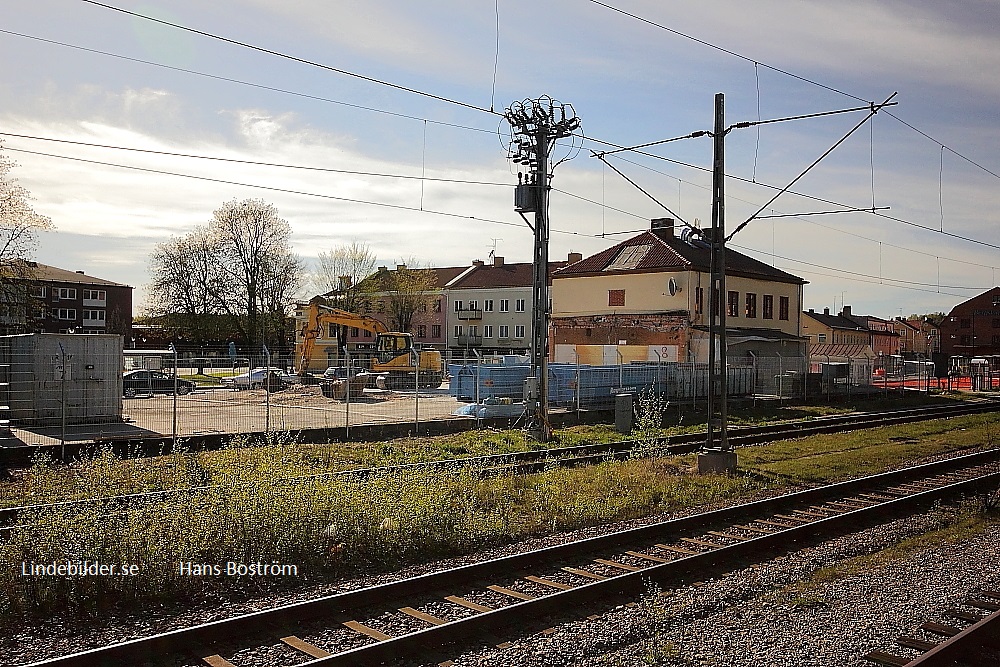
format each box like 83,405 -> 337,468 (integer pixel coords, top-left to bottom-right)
940,287 -> 1000,357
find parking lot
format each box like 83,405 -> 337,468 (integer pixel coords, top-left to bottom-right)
9,383 -> 469,446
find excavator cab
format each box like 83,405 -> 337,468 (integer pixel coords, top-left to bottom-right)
375,333 -> 414,364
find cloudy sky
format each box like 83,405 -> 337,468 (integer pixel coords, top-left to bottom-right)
3,0 -> 999,317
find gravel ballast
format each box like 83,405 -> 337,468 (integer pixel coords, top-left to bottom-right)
429,507 -> 1000,667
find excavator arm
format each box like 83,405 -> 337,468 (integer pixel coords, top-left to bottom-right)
297,300 -> 390,374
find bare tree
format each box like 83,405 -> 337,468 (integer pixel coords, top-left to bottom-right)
145,198 -> 304,351
0,144 -> 53,331
312,241 -> 378,354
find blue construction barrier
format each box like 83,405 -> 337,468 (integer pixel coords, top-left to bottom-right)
450,362 -> 754,407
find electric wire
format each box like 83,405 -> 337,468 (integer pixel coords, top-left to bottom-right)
607,150 -> 1000,252
39,7 -> 1000,256
0,131 -> 510,187
1,145 -> 605,240
586,0 -> 1000,197
79,0 -> 500,116
728,93 -> 898,240
22,4 -> 1000,262
585,0 -> 868,103
607,154 -> 998,271
0,29 -> 497,137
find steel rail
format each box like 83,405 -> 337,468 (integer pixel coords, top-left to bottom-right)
24,448 -> 1000,667
901,606 -> 1000,666
3,399 -> 998,532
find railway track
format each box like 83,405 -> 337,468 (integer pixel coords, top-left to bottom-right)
25,447 -> 1000,667
865,590 -> 1000,666
3,398 -> 998,534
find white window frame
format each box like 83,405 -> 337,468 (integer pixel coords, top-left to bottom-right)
56,288 -> 77,300
499,299 -> 509,312
57,308 -> 76,320
454,300 -> 463,312
514,325 -> 526,339
454,325 -> 463,337
515,298 -> 526,312
484,299 -> 494,312
483,325 -> 493,338
499,325 -> 509,338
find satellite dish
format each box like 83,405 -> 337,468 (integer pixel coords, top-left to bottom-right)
667,277 -> 681,296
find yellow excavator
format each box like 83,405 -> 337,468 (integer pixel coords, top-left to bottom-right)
296,300 -> 444,390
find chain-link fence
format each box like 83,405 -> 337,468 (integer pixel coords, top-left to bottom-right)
0,333 -> 958,450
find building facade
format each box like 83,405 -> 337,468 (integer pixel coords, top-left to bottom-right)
444,254 -> 574,357
939,287 -> 1000,357
0,262 -> 132,338
551,218 -> 807,363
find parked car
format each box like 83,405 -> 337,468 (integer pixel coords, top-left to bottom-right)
221,367 -> 297,390
123,370 -> 196,398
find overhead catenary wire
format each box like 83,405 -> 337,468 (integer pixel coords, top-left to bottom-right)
727,93 -> 898,241
614,153 -> 998,272
38,7 -> 1000,256
587,0 -> 1000,191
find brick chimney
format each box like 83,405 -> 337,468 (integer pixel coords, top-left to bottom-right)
841,305 -> 852,317
473,259 -> 485,267
651,218 -> 675,237
823,307 -> 829,315
567,252 -> 583,264
493,256 -> 504,268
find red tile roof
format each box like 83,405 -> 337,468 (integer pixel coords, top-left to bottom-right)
553,229 -> 806,285
447,261 -> 567,289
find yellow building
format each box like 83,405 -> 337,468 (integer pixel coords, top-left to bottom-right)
551,218 -> 807,363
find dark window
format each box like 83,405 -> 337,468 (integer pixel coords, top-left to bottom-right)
961,335 -> 972,345
433,299 -> 442,312
350,327 -> 359,337
695,287 -> 703,314
763,295 -> 774,319
779,296 -> 790,321
364,329 -> 372,338
993,318 -> 1000,328
727,291 -> 739,317
993,335 -> 1000,345
431,324 -> 441,338
961,318 -> 971,329
609,289 -> 625,307
745,293 -> 757,318
417,325 -> 427,338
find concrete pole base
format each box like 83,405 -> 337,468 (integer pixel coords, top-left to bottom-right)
698,449 -> 738,474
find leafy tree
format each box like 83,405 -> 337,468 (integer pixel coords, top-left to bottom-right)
146,198 -> 304,351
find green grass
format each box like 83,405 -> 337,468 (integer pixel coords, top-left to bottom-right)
0,397 -> 994,631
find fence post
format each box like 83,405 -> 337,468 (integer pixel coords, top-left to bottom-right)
575,349 -> 581,418
345,348 -> 351,439
617,349 -> 624,391
473,348 -> 482,405
264,346 -> 271,434
775,352 -> 783,408
823,353 -> 831,403
171,343 -> 178,447
747,350 -> 757,407
414,347 -> 420,434
58,341 -> 67,460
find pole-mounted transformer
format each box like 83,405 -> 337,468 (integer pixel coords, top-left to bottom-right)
502,96 -> 582,442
